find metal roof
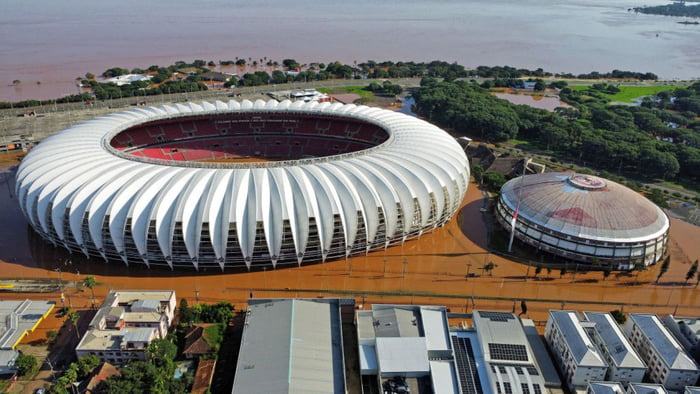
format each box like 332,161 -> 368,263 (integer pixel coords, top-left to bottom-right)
548,310 -> 606,367
628,383 -> 669,393
629,313 -> 698,371
500,172 -> 668,243
587,381 -> 625,394
233,298 -> 345,394
0,300 -> 54,350
16,99 -> 469,270
583,311 -> 646,369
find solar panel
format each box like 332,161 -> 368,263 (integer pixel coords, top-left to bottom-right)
451,336 -> 484,394
488,343 -> 529,361
479,311 -> 515,322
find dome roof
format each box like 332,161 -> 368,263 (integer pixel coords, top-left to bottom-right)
500,172 -> 668,243
16,99 -> 469,270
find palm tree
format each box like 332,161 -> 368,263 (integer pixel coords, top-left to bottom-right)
82,276 -> 97,307
68,311 -> 80,340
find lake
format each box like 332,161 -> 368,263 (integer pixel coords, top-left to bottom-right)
1,0 -> 699,101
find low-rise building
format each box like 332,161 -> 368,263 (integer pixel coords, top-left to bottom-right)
623,313 -> 700,391
357,304 -> 460,393
232,298 -> 351,394
583,312 -> 647,385
662,315 -> 700,365
75,290 -> 176,365
587,381 -> 625,394
685,386 -> 700,394
472,311 -> 549,394
545,310 -> 608,392
0,299 -> 54,373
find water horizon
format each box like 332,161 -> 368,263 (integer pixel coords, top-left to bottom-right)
1,0 -> 699,101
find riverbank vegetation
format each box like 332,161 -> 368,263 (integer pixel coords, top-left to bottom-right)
634,3 -> 700,18
412,78 -> 700,193
0,58 -> 661,109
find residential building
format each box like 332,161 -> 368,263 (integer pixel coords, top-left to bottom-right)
587,381 -> 625,394
75,290 -> 176,365
545,310 -> 608,392
662,315 -> 700,365
583,312 -> 647,385
232,298 -> 351,394
623,313 -> 700,391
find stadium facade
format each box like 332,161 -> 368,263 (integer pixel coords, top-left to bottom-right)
16,100 -> 470,271
496,172 -> 669,269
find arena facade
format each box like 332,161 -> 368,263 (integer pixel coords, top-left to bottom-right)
16,100 -> 470,271
496,172 -> 669,269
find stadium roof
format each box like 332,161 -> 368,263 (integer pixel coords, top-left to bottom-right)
16,99 -> 469,270
629,313 -> 698,371
232,298 -> 346,394
583,311 -> 646,370
500,172 -> 668,243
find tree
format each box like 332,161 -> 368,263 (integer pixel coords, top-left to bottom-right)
14,353 -> 37,376
633,263 -> 646,285
534,264 -> 543,279
483,262 -> 496,276
686,260 -> 699,285
83,276 -> 97,307
147,338 -> 177,367
472,164 -> 484,185
696,269 -> 700,288
602,267 -> 611,281
85,72 -> 95,80
68,311 -> 80,340
546,267 -> 552,278
656,256 -> 670,283
610,309 -> 627,325
559,266 -> 567,278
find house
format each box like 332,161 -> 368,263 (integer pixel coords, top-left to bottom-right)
182,324 -> 217,359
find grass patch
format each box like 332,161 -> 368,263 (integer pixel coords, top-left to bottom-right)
607,86 -> 679,103
204,323 -> 225,349
317,86 -> 374,101
572,85 -> 683,103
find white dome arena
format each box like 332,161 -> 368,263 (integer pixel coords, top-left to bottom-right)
16,99 -> 470,271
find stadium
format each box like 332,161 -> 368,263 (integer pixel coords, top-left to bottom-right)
16,100 -> 470,271
496,172 -> 669,269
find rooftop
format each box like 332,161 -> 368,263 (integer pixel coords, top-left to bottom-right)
583,311 -> 646,369
500,172 -> 668,242
549,310 -> 606,367
77,327 -> 156,351
628,383 -> 669,394
0,299 -> 54,349
588,381 -> 625,394
232,298 -> 346,394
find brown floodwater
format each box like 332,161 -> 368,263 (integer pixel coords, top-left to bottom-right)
494,93 -> 573,112
2,161 -> 699,328
2,0 -> 699,102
